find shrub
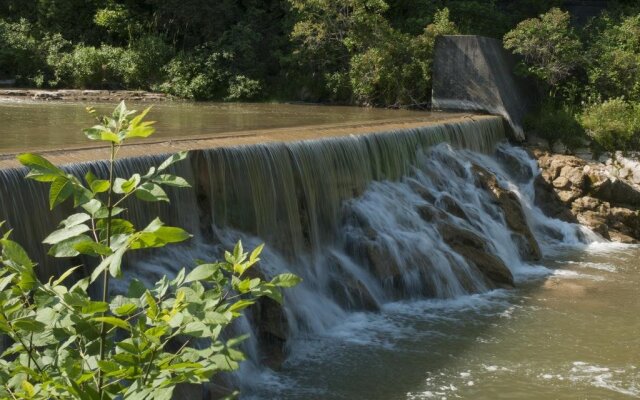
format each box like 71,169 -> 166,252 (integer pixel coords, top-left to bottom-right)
586,14 -> 640,102
348,8 -> 457,107
580,98 -> 640,152
159,44 -> 262,101
0,102 -> 300,398
49,44 -> 127,88
504,8 -> 582,95
525,102 -> 586,150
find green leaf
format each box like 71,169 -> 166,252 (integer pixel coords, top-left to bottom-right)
82,199 -> 102,216
135,182 -> 169,202
249,243 -> 264,264
43,224 -> 91,245
113,175 -> 140,194
53,266 -> 81,286
228,299 -> 255,313
108,245 -> 127,278
84,125 -> 119,143
17,153 -> 63,182
0,239 -> 33,268
0,273 -> 16,291
154,226 -> 191,243
185,263 -> 219,283
73,241 -> 112,257
90,243 -> 128,283
153,174 -> 191,188
92,316 -> 131,331
48,234 -> 93,257
13,318 -> 46,333
90,179 -> 110,194
21,381 -> 35,398
82,301 -> 109,315
49,176 -> 74,209
144,291 -> 158,320
129,106 -> 152,128
122,174 -> 141,193
158,151 -> 188,171
125,124 -> 155,139
60,213 -> 91,228
271,273 -> 302,288
114,303 -> 137,316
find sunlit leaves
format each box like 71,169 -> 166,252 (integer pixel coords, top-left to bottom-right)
2,102 -> 300,400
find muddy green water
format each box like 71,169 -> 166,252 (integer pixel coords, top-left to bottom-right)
0,99 -> 429,152
246,244 -> 640,400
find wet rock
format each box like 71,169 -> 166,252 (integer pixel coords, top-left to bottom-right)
472,164 -> 542,260
363,242 -> 404,293
496,146 -> 533,183
243,268 -> 289,370
438,194 -> 468,219
439,223 -> 514,287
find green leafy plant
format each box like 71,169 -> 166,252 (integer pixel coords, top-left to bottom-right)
503,8 -> 582,97
580,97 -> 640,152
524,101 -> 586,151
0,102 -> 300,399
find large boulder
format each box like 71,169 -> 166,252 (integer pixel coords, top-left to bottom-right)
472,165 -> 542,260
439,222 -> 514,287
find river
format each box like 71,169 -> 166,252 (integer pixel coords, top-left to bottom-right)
243,243 -> 640,399
0,101 -> 638,400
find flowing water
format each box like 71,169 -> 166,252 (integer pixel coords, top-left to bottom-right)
0,103 -> 638,399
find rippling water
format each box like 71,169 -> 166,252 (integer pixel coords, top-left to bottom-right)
243,242 -> 640,399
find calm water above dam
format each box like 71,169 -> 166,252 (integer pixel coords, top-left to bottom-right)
0,99 -> 431,152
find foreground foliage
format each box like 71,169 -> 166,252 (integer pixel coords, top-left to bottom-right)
0,102 -> 300,399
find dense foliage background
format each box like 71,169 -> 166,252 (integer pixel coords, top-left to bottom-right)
0,0 -> 560,105
1,0 -> 640,151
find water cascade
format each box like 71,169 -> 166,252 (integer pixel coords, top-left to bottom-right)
0,116 -> 599,397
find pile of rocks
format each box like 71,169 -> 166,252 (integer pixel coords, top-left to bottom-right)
532,149 -> 640,243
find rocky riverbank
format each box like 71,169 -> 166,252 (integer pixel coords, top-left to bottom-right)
0,89 -> 169,102
531,148 -> 640,243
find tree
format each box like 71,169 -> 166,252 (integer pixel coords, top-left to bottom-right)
504,8 -> 582,96
0,102 -> 300,399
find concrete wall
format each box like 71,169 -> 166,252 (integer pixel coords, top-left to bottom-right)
432,35 -> 531,141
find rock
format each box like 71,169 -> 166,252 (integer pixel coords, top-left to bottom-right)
571,196 -> 602,212
533,174 -> 576,222
496,146 -> 533,183
241,267 -> 290,370
608,230 -> 638,244
552,176 -> 570,189
472,164 -> 542,260
439,194 -> 468,219
530,147 -> 640,243
439,223 -> 514,287
576,211 -> 610,239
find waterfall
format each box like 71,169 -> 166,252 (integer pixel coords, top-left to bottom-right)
0,115 -> 598,396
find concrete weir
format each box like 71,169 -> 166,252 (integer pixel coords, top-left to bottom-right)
0,114 -> 505,277
0,113 -> 482,169
432,35 -> 531,141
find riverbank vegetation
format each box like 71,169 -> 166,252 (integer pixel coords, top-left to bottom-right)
0,0 -> 558,106
503,2 -> 640,152
1,1 -> 639,151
